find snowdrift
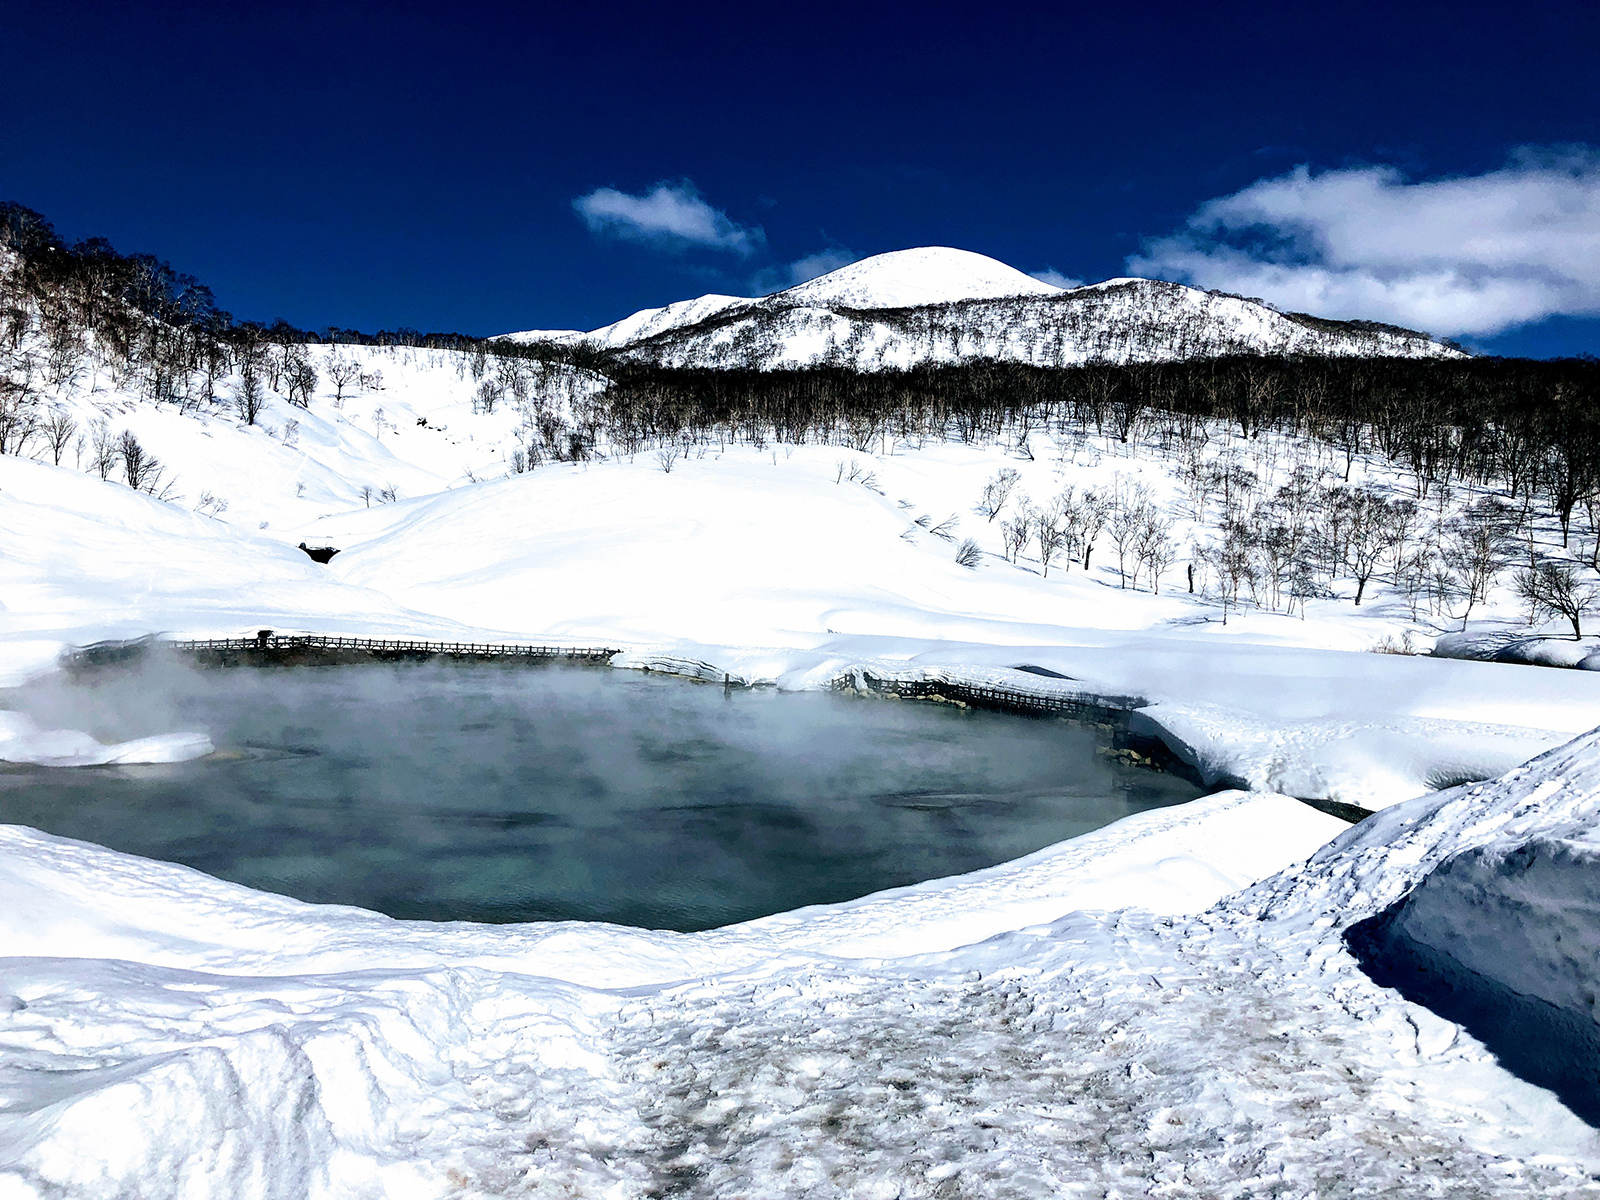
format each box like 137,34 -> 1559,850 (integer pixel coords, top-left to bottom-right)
0,710 -> 211,766
0,454 -> 508,656
1435,628 -> 1600,670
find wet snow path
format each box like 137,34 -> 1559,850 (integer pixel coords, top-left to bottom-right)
597,917 -> 1596,1200
8,915 -> 1590,1198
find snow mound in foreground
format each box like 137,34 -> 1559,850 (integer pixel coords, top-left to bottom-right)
1351,833 -> 1600,1122
0,792 -> 1343,1197
1261,729 -> 1600,1123
11,731 -> 1600,1195
1233,725 -> 1600,1124
0,710 -> 212,766
774,247 -> 1064,309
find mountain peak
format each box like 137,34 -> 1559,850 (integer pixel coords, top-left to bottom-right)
774,247 -> 1064,310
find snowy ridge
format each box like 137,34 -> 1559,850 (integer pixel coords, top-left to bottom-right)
500,248 -> 1461,368
1239,725 -> 1600,936
775,246 -> 1064,309
503,292 -> 752,349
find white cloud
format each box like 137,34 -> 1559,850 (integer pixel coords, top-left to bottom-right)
1129,150 -> 1600,337
787,248 -> 857,284
749,247 -> 858,295
1029,268 -> 1083,289
573,181 -> 764,256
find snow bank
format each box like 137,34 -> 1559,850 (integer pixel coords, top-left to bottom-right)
0,789 -> 1337,984
0,791 -> 1349,1197
1435,628 -> 1600,670
728,789 -> 1347,958
0,710 -> 212,766
1350,834 -> 1600,1121
1134,701 -> 1564,810
0,641 -> 66,689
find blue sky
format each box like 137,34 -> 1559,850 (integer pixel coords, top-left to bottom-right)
2,0 -> 1597,355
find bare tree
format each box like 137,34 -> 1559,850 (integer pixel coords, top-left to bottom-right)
118,430 -> 164,493
1000,503 -> 1034,563
1037,512 -> 1067,577
1210,451 -> 1258,521
1340,486 -> 1391,605
0,379 -> 37,456
1059,486 -> 1109,570
283,350 -> 317,408
474,379 -> 501,415
976,468 -> 1020,522
41,406 -> 76,465
955,538 -> 983,569
1106,483 -> 1153,588
233,369 -> 264,425
1514,560 -> 1599,639
1386,498 -> 1419,583
1204,521 -> 1257,624
326,357 -> 361,406
89,420 -> 117,479
1136,518 -> 1177,594
1442,499 -> 1517,626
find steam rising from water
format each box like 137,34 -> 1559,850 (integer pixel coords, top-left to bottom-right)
0,661 -> 1200,930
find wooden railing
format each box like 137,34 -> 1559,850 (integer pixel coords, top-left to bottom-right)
848,669 -> 1207,785
65,634 -> 619,668
853,669 -> 1145,723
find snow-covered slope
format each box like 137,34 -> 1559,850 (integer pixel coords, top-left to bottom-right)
0,455 -> 482,647
5,234 -> 1600,1193
502,293 -> 752,349
499,247 -> 1461,368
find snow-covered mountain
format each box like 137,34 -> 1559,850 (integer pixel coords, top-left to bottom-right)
501,247 -> 1461,368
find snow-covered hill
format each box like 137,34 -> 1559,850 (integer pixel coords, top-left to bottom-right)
501,247 -> 1461,368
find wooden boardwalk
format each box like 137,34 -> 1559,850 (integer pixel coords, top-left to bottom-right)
66,634 -> 619,669
852,669 -> 1209,786
855,670 -> 1145,724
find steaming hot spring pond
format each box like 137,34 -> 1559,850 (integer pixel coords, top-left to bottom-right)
0,662 -> 1203,931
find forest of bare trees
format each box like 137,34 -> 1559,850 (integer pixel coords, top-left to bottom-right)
583,359 -> 1600,629
5,198 -> 1600,633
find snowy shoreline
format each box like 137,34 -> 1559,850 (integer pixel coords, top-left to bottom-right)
3,630 -> 1574,819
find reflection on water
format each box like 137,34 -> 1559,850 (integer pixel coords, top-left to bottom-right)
0,661 -> 1202,931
